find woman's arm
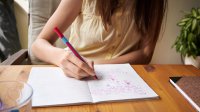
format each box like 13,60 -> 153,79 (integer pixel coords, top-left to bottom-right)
31,0 -> 95,79
95,38 -> 156,64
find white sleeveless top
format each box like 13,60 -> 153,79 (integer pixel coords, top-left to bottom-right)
68,0 -> 142,61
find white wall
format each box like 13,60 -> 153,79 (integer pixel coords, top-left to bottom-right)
14,0 -> 29,49
151,0 -> 200,64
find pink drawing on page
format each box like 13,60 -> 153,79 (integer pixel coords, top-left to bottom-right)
90,70 -> 147,96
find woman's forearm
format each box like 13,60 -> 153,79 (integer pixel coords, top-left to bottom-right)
31,38 -> 65,66
95,49 -> 152,64
97,38 -> 156,65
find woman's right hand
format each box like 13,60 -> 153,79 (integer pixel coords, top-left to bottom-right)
58,50 -> 96,80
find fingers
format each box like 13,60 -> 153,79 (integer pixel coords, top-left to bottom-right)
66,52 -> 95,76
61,59 -> 90,79
87,61 -> 95,72
59,51 -> 95,79
62,67 -> 87,80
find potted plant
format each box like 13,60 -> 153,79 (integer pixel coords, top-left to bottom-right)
173,8 -> 200,68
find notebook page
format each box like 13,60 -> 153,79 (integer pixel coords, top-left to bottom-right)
28,67 -> 92,107
88,64 -> 158,103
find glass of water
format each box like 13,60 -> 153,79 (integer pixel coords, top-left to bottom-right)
0,81 -> 33,112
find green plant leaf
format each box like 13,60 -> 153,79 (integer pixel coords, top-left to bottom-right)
198,25 -> 200,35
179,45 -> 183,52
191,42 -> 197,49
188,33 -> 194,42
184,30 -> 187,39
191,19 -> 197,31
177,22 -> 186,26
197,16 -> 200,20
185,19 -> 192,30
181,18 -> 191,22
198,8 -> 200,15
192,8 -> 197,17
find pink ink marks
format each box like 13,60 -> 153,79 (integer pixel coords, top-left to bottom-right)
124,80 -> 131,85
111,78 -> 115,81
91,70 -> 148,96
91,74 -> 147,96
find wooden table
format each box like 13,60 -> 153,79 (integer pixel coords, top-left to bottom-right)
0,65 -> 199,112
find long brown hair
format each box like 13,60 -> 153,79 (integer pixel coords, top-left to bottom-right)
97,0 -> 167,44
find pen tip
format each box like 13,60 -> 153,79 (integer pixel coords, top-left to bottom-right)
94,75 -> 98,80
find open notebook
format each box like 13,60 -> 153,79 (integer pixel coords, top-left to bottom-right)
28,64 -> 158,107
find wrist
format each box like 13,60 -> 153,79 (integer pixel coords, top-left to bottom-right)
50,48 -> 66,66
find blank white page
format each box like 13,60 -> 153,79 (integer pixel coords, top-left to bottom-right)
28,67 -> 92,107
88,64 -> 158,103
